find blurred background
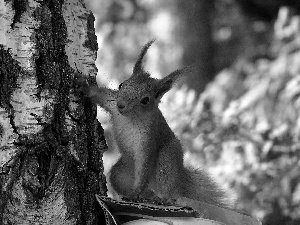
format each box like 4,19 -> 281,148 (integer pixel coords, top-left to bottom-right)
85,0 -> 300,224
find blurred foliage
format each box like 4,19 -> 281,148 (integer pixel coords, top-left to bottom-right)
85,0 -> 273,91
161,7 -> 300,223
84,0 -> 300,223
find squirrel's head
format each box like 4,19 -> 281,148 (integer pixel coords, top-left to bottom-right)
116,40 -> 187,116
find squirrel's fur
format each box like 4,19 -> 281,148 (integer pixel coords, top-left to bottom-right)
80,40 -> 228,207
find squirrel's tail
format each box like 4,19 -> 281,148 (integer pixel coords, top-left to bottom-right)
179,167 -> 230,208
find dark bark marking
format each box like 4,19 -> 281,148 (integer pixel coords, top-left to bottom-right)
83,12 -> 99,55
0,46 -> 22,138
0,45 -> 20,109
10,0 -> 29,29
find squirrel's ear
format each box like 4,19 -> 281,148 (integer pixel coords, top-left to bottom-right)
155,68 -> 187,99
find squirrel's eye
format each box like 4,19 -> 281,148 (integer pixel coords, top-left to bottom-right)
140,96 -> 150,105
118,83 -> 123,89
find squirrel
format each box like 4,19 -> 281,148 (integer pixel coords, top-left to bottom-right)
76,40 -> 229,208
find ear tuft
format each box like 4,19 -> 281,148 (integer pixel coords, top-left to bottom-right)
155,67 -> 189,100
132,39 -> 156,76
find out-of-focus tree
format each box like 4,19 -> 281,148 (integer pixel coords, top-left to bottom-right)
174,0 -> 215,94
235,0 -> 300,21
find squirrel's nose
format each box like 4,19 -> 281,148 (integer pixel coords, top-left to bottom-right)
117,100 -> 126,113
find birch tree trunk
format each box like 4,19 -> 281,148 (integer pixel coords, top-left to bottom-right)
0,0 -> 107,224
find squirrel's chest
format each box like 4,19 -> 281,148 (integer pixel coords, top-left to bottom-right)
112,115 -> 151,154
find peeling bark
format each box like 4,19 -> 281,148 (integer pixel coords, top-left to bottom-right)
0,0 -> 107,224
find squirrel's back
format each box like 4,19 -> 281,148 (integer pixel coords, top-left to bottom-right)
152,110 -> 228,207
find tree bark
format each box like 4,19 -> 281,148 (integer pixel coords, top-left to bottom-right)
0,0 -> 107,224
